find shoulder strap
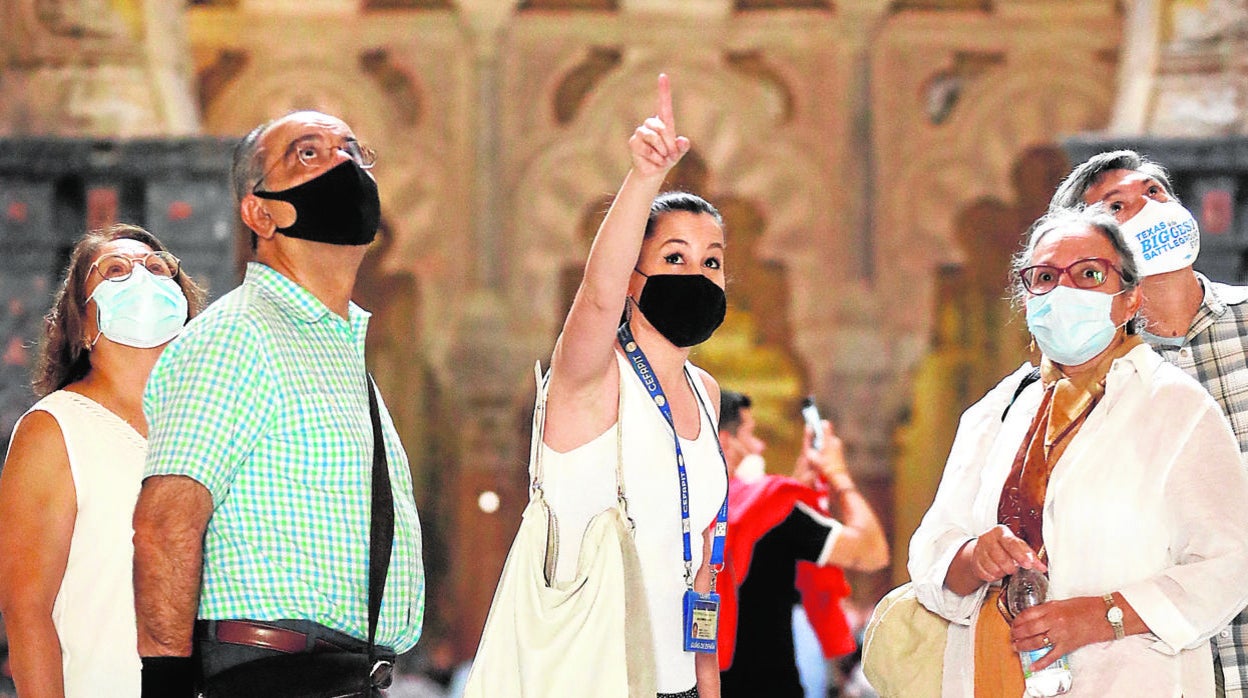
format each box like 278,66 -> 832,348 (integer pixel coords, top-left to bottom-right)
528,360 -> 628,511
366,376 -> 394,661
1001,367 -> 1042,422
528,361 -> 551,492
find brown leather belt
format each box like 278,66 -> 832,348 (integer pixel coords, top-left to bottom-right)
211,620 -> 351,654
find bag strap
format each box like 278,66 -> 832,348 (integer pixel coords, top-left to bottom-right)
527,361 -> 550,490
1001,367 -> 1042,421
528,360 -> 629,516
366,375 -> 395,661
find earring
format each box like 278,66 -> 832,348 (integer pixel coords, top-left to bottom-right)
1028,336 -> 1036,354
619,296 -> 634,329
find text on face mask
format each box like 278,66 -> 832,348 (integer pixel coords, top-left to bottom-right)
1133,218 -> 1198,261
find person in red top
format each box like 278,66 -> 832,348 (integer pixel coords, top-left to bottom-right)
716,391 -> 888,697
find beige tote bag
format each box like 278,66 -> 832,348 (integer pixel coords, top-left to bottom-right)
462,364 -> 656,698
861,582 -> 946,698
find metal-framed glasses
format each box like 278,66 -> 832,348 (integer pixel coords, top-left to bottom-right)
1018,257 -> 1122,295
89,251 -> 181,282
254,134 -> 377,192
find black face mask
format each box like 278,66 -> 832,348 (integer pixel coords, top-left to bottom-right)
253,159 -> 381,246
633,272 -> 727,347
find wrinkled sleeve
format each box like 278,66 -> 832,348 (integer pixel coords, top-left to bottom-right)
1121,397 -> 1248,654
143,314 -> 275,505
908,364 -> 1034,625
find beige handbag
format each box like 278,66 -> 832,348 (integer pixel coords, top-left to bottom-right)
861,582 -> 947,698
462,364 -> 657,698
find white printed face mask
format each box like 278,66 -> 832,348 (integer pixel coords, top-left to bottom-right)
89,266 -> 189,348
1118,199 -> 1200,276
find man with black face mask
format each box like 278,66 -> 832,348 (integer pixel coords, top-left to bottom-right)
133,111 -> 425,697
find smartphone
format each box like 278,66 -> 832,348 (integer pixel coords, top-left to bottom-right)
800,396 -> 824,451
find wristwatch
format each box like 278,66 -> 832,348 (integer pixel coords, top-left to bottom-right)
1103,593 -> 1125,640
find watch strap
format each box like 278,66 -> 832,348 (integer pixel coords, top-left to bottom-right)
1102,592 -> 1125,640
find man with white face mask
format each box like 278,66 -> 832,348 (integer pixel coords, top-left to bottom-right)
715,390 -> 888,698
1052,150 -> 1248,697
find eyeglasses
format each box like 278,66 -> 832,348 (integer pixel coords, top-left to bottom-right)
89,251 -> 181,282
254,134 -> 376,192
1018,257 -> 1123,295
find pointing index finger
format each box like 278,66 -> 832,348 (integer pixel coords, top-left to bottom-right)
657,73 -> 676,132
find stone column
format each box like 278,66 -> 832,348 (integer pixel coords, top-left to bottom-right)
444,0 -> 532,660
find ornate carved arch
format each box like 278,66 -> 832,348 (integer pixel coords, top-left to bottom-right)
199,56 -> 462,341
883,65 -> 1116,355
509,56 -> 838,371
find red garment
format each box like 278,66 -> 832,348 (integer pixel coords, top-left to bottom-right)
715,475 -> 855,671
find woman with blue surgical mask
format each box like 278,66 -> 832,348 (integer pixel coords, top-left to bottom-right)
0,224 -> 204,697
907,207 -> 1248,697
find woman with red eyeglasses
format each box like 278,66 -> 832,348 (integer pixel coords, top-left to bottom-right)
0,224 -> 204,697
907,206 -> 1248,696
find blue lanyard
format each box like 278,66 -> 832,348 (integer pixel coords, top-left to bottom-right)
618,324 -> 728,588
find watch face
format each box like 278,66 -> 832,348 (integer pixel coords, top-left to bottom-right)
1108,607 -> 1124,623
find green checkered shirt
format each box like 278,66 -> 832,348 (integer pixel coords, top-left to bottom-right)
144,262 -> 424,651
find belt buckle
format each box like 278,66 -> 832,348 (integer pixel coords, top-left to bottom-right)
370,660 -> 394,689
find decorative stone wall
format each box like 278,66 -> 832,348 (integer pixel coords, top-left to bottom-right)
0,0 -> 199,136
1111,0 -> 1248,137
0,0 -> 1136,659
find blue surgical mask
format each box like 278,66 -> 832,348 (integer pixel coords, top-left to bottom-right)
1025,285 -> 1123,366
89,266 -> 189,348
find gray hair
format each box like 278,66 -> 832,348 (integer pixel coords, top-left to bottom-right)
1010,207 -> 1142,320
1049,149 -> 1177,211
231,120 -> 273,205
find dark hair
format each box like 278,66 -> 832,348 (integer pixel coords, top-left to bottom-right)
1050,150 -> 1177,211
233,119 -> 274,251
644,191 -> 723,238
33,224 -> 208,396
718,389 -> 752,436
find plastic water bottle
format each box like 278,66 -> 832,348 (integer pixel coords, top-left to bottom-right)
1005,567 -> 1072,696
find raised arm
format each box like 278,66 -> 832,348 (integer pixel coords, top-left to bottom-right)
0,412 -> 75,698
799,420 -> 890,572
545,74 -> 690,448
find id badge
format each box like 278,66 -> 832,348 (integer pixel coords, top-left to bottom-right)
682,589 -> 720,653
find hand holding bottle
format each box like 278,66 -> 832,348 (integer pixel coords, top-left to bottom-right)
1005,568 -> 1072,696
974,526 -> 1046,584
1010,594 -> 1130,673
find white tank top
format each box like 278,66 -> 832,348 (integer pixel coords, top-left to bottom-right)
10,391 -> 144,697
542,352 -> 728,693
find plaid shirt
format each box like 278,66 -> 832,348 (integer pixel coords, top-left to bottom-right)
1143,274 -> 1248,697
144,263 -> 424,651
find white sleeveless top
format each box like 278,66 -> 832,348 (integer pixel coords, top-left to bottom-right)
10,391 -> 144,697
542,352 -> 728,693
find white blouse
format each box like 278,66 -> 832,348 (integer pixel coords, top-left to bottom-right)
9,391 -> 144,697
909,344 -> 1248,698
542,351 -> 728,693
